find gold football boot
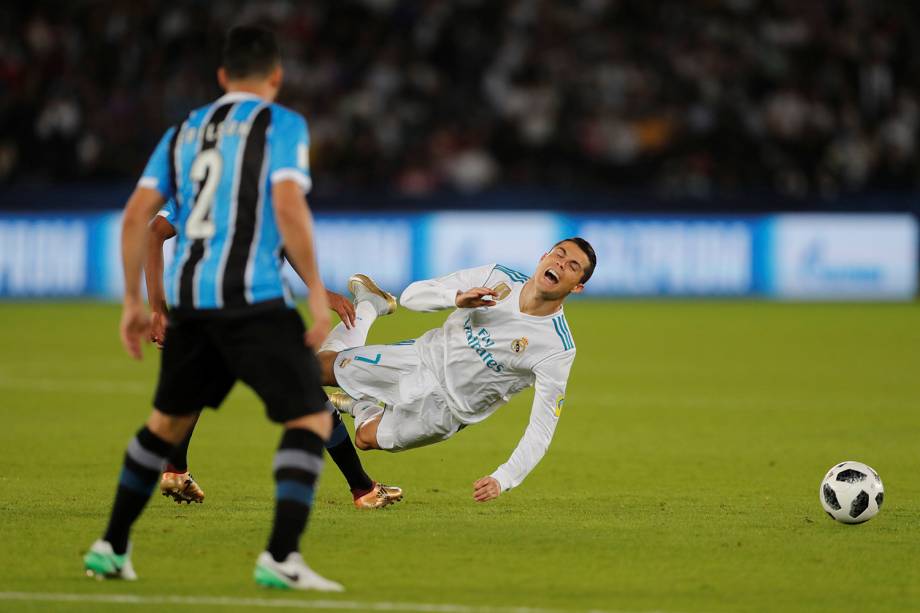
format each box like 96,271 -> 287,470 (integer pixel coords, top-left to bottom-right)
348,274 -> 397,316
160,471 -> 205,504
353,482 -> 404,509
328,390 -> 356,416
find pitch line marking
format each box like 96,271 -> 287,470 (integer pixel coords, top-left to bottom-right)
0,592 -> 679,613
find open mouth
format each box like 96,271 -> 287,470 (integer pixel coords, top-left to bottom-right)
543,268 -> 560,286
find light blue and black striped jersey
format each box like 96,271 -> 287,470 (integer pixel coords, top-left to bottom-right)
139,92 -> 312,313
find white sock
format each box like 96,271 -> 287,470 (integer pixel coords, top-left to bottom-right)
319,301 -> 378,353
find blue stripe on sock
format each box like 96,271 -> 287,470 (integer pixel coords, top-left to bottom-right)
119,466 -> 157,495
276,480 -> 315,505
326,421 -> 349,448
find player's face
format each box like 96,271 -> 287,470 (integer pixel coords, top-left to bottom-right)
534,241 -> 589,298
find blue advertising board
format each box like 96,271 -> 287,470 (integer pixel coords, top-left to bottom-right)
0,211 -> 915,301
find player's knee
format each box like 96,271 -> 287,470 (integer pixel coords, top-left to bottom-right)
355,434 -> 373,450
285,410 -> 333,440
354,422 -> 379,450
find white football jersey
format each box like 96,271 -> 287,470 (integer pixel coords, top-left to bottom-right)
400,263 -> 576,491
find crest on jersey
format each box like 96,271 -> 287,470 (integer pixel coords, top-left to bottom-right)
511,337 -> 529,354
554,394 -> 565,417
491,282 -> 511,302
338,357 -> 352,369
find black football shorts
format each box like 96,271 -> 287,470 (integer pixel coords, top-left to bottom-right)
153,308 -> 328,423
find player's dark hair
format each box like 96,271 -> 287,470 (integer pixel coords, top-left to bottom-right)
555,237 -> 597,284
222,25 -> 281,80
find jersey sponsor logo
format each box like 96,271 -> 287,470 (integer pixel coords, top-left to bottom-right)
491,282 -> 511,301
462,315 -> 504,373
511,337 -> 529,354
554,394 -> 565,417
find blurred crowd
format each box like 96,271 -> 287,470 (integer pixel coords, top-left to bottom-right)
1,0 -> 918,198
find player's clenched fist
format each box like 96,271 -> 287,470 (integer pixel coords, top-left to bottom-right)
473,476 -> 501,502
455,287 -> 497,309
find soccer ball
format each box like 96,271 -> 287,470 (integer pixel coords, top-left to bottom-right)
820,461 -> 884,524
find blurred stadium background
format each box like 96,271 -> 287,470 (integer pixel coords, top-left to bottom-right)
0,0 -> 917,300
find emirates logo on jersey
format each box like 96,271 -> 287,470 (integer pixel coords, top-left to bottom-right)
511,337 -> 529,354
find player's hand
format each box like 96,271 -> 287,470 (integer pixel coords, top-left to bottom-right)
149,310 -> 168,349
305,288 -> 331,348
326,290 -> 356,329
473,476 -> 501,502
120,297 -> 151,360
456,287 -> 497,309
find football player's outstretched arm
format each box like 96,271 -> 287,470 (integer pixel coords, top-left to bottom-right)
272,181 -> 330,348
121,187 -> 167,359
121,126 -> 175,359
475,350 -> 576,502
284,256 -> 355,329
399,264 -> 497,312
144,214 -> 176,348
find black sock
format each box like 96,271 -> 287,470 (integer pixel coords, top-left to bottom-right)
326,410 -> 374,494
267,428 -> 325,562
165,413 -> 199,473
103,426 -> 174,555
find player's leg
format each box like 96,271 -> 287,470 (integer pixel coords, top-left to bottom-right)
317,273 -> 396,355
353,411 -> 383,450
314,272 -> 402,506
256,410 -> 342,591
84,317 -> 230,580
354,392 -> 463,453
84,410 -> 198,579
160,411 -> 205,504
323,407 -> 401,508
220,310 -> 343,591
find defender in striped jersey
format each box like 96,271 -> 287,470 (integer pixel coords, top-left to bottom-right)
314,239 -> 597,503
145,199 -> 403,510
85,26 -> 342,591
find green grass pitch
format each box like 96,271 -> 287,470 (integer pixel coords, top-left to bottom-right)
0,300 -> 918,612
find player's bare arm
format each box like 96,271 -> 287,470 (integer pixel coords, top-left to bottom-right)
272,181 -> 330,348
120,186 -> 166,360
284,251 -> 356,328
144,215 -> 176,348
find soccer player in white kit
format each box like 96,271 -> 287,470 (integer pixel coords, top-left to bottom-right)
316,238 -> 596,502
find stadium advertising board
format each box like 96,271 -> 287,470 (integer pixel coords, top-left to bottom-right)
0,212 -> 915,300
769,214 -> 918,300
576,218 -> 757,296
423,212 -> 561,280
0,214 -> 104,297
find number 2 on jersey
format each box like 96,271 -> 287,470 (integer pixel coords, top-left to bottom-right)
186,149 -> 223,239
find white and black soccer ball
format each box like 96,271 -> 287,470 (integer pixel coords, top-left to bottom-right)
820,461 -> 884,524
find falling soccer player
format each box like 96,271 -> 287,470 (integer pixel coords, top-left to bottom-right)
314,238 -> 596,501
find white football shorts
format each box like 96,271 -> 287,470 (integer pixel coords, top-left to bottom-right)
332,342 -> 463,451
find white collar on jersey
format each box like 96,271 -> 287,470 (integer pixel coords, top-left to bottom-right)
216,91 -> 265,104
